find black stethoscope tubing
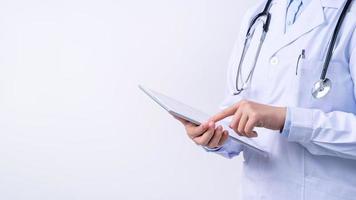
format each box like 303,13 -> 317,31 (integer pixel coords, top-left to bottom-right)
320,0 -> 353,80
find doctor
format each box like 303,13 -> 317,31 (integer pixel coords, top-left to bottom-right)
175,0 -> 356,199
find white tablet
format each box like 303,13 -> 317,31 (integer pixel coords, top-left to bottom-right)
139,85 -> 267,155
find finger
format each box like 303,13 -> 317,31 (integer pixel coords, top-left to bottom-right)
207,125 -> 223,148
175,116 -> 199,134
187,122 -> 210,138
237,114 -> 249,137
218,131 -> 229,146
230,110 -> 242,136
210,103 -> 240,122
194,122 -> 215,146
245,117 -> 258,137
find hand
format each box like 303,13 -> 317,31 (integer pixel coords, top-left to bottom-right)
174,116 -> 229,149
210,100 -> 286,138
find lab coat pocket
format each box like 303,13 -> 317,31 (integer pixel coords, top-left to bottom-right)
296,59 -> 352,112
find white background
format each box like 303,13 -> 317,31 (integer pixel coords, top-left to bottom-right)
0,0 -> 257,199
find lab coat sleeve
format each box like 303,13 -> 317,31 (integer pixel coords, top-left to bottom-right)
284,107 -> 356,160
283,39 -> 356,160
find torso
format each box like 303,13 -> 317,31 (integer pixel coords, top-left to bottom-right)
226,0 -> 356,199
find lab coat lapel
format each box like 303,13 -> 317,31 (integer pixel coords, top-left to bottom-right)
269,0 -> 326,55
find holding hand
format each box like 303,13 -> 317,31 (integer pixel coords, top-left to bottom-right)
174,116 -> 229,149
211,100 -> 286,138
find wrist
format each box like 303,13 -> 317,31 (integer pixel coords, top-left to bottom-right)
278,107 -> 287,131
280,107 -> 292,136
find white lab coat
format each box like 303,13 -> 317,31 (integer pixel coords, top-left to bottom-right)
211,0 -> 356,199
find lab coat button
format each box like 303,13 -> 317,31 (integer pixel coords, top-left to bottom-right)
270,56 -> 279,65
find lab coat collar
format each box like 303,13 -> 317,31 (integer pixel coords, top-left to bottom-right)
268,0 -> 347,56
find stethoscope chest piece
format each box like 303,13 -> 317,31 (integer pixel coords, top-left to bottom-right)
312,78 -> 332,99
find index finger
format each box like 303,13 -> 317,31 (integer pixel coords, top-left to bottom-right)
210,104 -> 240,122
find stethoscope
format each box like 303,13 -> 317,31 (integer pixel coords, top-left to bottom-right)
234,0 -> 353,99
